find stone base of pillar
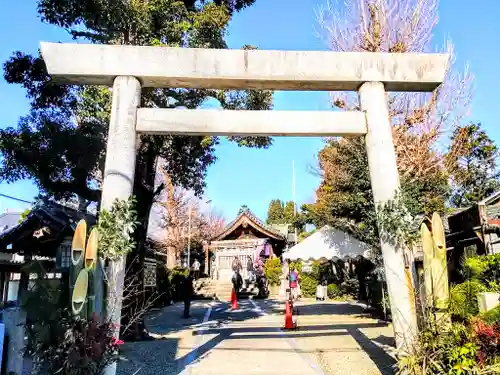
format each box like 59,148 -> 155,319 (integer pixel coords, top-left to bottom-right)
3,307 -> 26,375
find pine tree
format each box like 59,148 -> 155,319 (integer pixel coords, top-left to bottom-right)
266,199 -> 284,224
283,201 -> 296,224
304,137 -> 449,246
447,123 -> 500,207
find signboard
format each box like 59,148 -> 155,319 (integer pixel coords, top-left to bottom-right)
144,258 -> 157,287
302,261 -> 312,273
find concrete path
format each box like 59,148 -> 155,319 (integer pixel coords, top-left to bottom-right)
117,299 -> 396,375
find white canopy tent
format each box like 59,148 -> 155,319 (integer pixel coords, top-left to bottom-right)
282,226 -> 375,262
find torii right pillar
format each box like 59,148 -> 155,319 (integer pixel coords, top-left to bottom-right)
359,81 -> 417,353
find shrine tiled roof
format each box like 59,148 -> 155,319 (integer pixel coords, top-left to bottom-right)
410,214 -> 450,234
0,199 -> 96,255
212,208 -> 286,242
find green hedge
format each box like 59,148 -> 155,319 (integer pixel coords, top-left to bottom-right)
264,257 -> 282,286
300,274 -> 318,297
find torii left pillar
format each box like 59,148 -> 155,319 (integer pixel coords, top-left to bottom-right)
102,76 -> 141,375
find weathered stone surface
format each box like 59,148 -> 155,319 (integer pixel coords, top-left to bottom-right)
359,81 -> 417,352
136,109 -> 368,137
478,292 -> 500,313
41,42 -> 448,92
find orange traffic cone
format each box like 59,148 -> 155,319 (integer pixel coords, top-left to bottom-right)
231,288 -> 238,309
284,301 -> 295,330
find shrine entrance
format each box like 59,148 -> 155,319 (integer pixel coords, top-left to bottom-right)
40,41 -> 448,353
209,208 -> 286,281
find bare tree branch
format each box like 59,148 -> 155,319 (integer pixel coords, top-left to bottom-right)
315,0 -> 474,182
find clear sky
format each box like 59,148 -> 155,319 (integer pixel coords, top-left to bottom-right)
0,0 -> 500,222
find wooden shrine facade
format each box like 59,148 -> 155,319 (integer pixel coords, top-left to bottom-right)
209,208 -> 287,281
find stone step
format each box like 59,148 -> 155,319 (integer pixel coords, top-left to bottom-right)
214,280 -> 260,300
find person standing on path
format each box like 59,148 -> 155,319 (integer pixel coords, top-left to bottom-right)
231,256 -> 243,294
288,267 -> 300,301
246,256 -> 255,284
192,258 -> 201,280
183,271 -> 195,318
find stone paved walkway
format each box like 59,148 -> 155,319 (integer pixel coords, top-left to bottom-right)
117,299 -> 396,375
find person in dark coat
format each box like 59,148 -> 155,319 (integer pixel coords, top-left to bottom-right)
183,271 -> 195,318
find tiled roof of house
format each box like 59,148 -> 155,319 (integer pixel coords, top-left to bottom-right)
0,212 -> 23,234
0,199 -> 96,254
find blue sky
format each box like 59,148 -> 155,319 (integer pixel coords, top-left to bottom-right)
0,0 -> 500,222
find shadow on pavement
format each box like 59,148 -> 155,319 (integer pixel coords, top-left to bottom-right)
119,299 -> 396,375
187,321 -> 396,375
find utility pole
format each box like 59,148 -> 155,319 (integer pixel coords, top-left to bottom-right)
292,160 -> 298,244
187,204 -> 192,268
187,199 -> 212,270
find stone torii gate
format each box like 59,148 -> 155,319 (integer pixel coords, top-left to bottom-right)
40,42 -> 448,355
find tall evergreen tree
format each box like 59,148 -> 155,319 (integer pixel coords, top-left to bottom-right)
446,123 -> 500,207
304,137 -> 449,246
266,199 -> 284,224
283,201 -> 296,224
1,0 -> 271,339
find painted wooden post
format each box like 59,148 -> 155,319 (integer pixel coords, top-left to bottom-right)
421,222 -> 434,309
71,220 -> 87,317
85,228 -> 99,317
431,213 -> 449,313
420,213 -> 451,325
359,81 -> 417,353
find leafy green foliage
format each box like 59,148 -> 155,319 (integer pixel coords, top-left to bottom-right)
326,283 -> 340,299
21,261 -> 120,375
300,274 -> 318,298
298,230 -> 315,242
19,208 -> 31,222
480,306 -> 500,325
304,137 -> 449,248
339,278 -> 360,299
28,313 -> 122,375
303,138 -> 379,246
375,192 -> 420,249
447,123 -> 500,208
97,197 -> 139,261
398,321 -> 482,375
1,0 -> 272,208
449,281 -> 487,321
266,199 -> 285,224
463,253 -> 500,291
263,257 -> 282,286
266,199 -> 297,225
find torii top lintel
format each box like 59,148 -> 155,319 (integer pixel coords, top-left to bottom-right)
40,42 -> 448,92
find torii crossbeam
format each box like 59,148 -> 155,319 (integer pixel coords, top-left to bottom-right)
40,41 -> 448,362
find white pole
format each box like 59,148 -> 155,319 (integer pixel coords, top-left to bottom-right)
292,160 -> 298,244
187,204 -> 192,269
